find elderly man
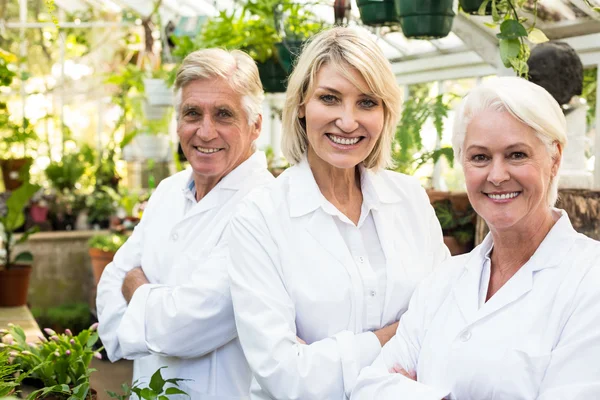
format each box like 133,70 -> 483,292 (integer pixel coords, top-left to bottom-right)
96,48 -> 273,398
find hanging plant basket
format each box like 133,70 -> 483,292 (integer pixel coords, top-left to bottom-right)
459,0 -> 492,15
257,57 -> 288,93
275,40 -> 304,74
397,0 -> 455,39
0,158 -> 32,191
357,0 -> 400,26
143,78 -> 173,107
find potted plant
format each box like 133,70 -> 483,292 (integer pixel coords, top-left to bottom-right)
432,198 -> 475,256
0,323 -> 101,399
198,0 -> 325,92
357,0 -> 400,26
87,233 -> 127,286
0,182 -> 40,307
0,350 -> 19,397
107,367 -> 189,399
396,0 -> 455,39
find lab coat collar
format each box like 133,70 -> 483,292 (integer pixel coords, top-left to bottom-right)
455,209 -> 577,324
288,156 -> 403,218
182,150 -> 268,215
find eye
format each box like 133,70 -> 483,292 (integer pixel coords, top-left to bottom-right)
183,109 -> 199,119
470,154 -> 489,163
509,151 -> 527,160
319,94 -> 338,104
217,109 -> 233,118
359,98 -> 378,108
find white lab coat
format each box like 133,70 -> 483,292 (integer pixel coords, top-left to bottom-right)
96,152 -> 274,399
352,210 -> 600,400
228,158 -> 449,400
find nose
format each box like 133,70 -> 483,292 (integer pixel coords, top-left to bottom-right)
487,158 -> 510,186
195,117 -> 218,141
335,105 -> 359,133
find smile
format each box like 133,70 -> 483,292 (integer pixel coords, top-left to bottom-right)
194,146 -> 222,154
486,192 -> 521,200
326,133 -> 363,146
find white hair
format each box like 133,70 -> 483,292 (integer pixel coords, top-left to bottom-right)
452,77 -> 567,206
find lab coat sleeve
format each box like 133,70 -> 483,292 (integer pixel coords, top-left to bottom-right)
352,272 -> 450,400
96,215 -> 145,362
115,242 -> 238,359
228,202 -> 382,400
537,263 -> 600,399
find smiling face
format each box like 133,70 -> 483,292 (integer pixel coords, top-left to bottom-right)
300,63 -> 384,171
177,78 -> 261,188
462,110 -> 560,231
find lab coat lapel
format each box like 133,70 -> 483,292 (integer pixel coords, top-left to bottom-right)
451,251 -> 483,324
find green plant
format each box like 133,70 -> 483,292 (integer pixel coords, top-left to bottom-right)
433,199 -> 475,245
31,303 -> 92,336
0,323 -> 101,400
87,233 -> 128,253
392,94 -> 454,175
0,350 -> 19,397
107,366 -> 189,400
0,183 -> 40,269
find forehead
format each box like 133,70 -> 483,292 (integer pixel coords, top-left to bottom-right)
465,110 -> 539,148
180,78 -> 243,108
312,62 -> 371,95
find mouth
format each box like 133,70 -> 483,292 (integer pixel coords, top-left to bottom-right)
484,191 -> 521,201
193,146 -> 223,154
325,133 -> 364,146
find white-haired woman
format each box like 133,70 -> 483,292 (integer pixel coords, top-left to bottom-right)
352,77 -> 600,399
228,27 -> 449,399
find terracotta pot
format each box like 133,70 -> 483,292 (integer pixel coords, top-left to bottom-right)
88,248 -> 115,286
426,189 -> 450,204
0,264 -> 32,307
0,158 -> 32,190
449,192 -> 471,213
443,236 -> 472,256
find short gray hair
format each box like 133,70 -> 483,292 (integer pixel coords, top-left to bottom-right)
452,77 -> 567,206
174,48 -> 264,125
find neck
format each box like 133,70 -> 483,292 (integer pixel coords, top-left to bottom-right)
489,208 -> 559,275
307,147 -> 361,205
193,149 -> 254,201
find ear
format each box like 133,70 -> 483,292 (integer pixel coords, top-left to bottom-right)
250,114 -> 262,141
551,141 -> 563,177
298,105 -> 305,119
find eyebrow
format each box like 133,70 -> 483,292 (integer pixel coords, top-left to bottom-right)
316,86 -> 343,95
465,142 -> 534,152
181,104 -> 236,112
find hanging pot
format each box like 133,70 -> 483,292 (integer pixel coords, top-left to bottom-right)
397,0 -> 455,39
0,264 -> 32,307
257,57 -> 288,93
0,158 -> 32,191
357,0 -> 400,26
143,78 -> 173,107
275,40 -> 304,74
459,0 -> 492,15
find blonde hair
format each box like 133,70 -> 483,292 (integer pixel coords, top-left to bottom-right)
281,27 -> 402,170
174,48 -> 264,125
452,77 -> 567,206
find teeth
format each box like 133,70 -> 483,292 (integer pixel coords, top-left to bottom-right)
488,192 -> 520,200
195,147 -> 220,154
328,134 -> 360,145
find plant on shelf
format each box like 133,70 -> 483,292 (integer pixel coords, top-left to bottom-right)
87,232 -> 128,286
392,93 -> 454,176
107,366 -> 189,400
0,323 -> 101,400
0,182 -> 40,307
0,350 -> 19,397
31,303 -> 92,336
432,198 -> 476,255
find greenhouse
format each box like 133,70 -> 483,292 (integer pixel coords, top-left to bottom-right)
1,0 -> 600,398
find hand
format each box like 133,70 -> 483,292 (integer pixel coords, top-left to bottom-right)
121,267 -> 149,304
389,364 -> 417,381
296,336 -> 306,345
374,321 -> 399,347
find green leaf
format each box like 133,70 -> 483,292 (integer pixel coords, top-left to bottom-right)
499,38 -> 521,68
13,251 -> 34,264
497,19 -> 528,39
15,226 -> 40,245
165,387 -> 189,395
158,396 -> 169,400
527,28 -> 549,44
140,387 -> 158,400
1,182 -> 40,232
149,366 -> 167,393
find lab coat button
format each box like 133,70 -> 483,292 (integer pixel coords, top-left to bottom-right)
460,330 -> 471,342
369,290 -> 376,297
359,256 -> 365,263
172,232 -> 179,241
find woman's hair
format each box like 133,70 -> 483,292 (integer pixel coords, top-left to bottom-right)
452,77 -> 567,206
174,48 -> 264,125
281,27 -> 402,170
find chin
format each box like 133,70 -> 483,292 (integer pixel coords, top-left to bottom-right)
324,154 -> 365,170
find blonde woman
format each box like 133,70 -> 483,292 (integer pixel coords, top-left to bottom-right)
228,27 -> 449,399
